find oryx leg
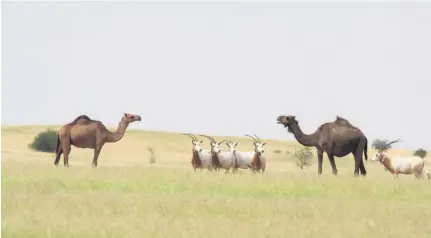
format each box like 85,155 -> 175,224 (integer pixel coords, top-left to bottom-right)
425,167 -> 431,180
414,171 -> 423,180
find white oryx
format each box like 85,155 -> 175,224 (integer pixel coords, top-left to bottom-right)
223,140 -> 240,173
199,135 -> 236,173
180,133 -> 213,172
232,134 -> 267,173
370,139 -> 430,180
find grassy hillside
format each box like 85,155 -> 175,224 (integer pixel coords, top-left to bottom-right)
2,125 -> 430,238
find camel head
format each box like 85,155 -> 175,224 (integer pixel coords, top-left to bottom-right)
199,135 -> 226,154
122,113 -> 142,123
225,141 -> 239,153
180,133 -> 204,153
370,139 -> 401,162
277,115 -> 298,133
245,134 -> 266,156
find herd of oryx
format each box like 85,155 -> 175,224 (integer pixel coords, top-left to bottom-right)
54,113 -> 430,180
180,133 -> 267,174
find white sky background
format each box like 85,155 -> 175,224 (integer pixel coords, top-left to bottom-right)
2,2 -> 431,150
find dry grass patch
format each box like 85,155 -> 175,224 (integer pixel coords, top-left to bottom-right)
2,126 -> 431,238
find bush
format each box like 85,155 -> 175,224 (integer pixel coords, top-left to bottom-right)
371,139 -> 392,151
148,147 -> 156,164
28,129 -> 58,153
413,148 -> 427,159
292,147 -> 313,170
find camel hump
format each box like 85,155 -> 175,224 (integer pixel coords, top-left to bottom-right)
71,114 -> 92,124
334,116 -> 352,126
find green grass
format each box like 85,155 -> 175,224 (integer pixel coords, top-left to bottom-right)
2,125 -> 431,238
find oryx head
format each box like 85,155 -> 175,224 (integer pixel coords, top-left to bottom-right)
199,135 -> 226,154
245,134 -> 266,156
180,133 -> 204,153
370,139 -> 401,162
225,141 -> 239,153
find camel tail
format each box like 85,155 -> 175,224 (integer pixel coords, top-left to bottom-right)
363,137 -> 368,161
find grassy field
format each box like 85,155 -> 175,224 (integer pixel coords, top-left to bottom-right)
2,125 -> 431,238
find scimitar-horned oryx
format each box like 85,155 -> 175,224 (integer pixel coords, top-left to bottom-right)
370,139 -> 430,180
199,134 -> 234,172
180,133 -> 213,172
244,134 -> 267,173
224,140 -> 240,173
231,134 -> 267,173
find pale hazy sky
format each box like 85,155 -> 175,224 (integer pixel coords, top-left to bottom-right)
2,2 -> 431,150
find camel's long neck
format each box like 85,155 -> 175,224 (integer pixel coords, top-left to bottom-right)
106,120 -> 129,143
289,123 -> 318,147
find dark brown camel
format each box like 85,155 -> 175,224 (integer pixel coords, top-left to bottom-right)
54,113 -> 142,167
276,115 -> 368,176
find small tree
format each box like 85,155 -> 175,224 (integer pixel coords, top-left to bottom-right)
148,147 -> 156,164
28,129 -> 58,153
293,147 -> 313,170
372,139 -> 391,150
413,148 -> 427,159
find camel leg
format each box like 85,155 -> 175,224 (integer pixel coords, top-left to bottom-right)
92,145 -> 103,168
327,154 -> 338,175
355,138 -> 367,176
317,149 -> 324,175
353,154 -> 361,176
359,160 -> 367,176
54,147 -> 63,166
62,142 -> 71,168
353,150 -> 364,177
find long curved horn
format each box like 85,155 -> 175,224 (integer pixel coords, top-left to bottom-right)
379,139 -> 402,152
218,140 -> 228,144
244,134 -> 258,143
253,134 -> 262,143
199,134 -> 215,143
180,133 -> 197,141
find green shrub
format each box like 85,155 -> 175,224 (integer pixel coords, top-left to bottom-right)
28,129 -> 58,153
371,139 -> 392,150
413,148 -> 427,159
292,146 -> 313,170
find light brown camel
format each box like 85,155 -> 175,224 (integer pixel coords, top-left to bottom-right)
54,113 -> 142,167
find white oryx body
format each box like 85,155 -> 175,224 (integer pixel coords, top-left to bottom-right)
232,134 -> 267,173
214,141 -> 241,173
233,151 -> 254,170
181,133 -> 214,172
370,139 -> 430,179
195,150 -> 215,171
372,154 -> 430,179
199,134 -> 234,173
217,151 -> 236,173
